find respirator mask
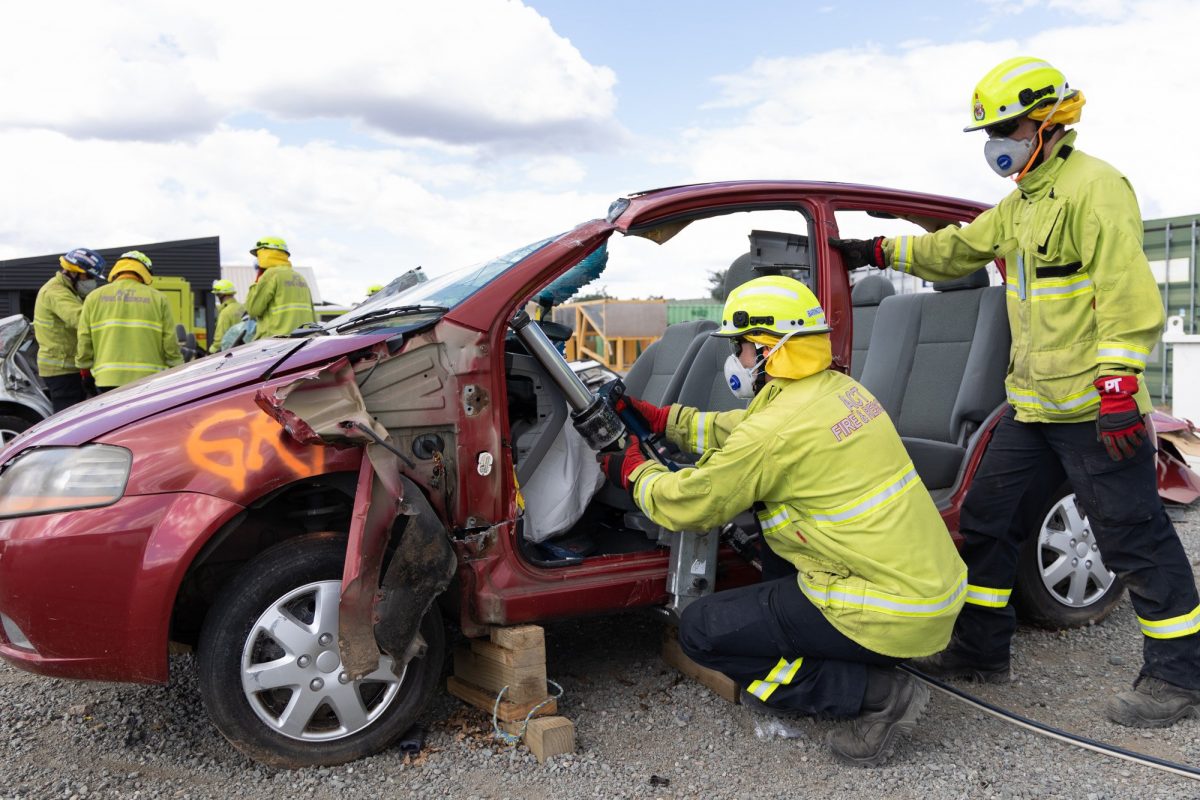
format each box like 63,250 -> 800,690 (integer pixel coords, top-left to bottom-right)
982,84 -> 1067,178
723,334 -> 794,400
76,278 -> 99,297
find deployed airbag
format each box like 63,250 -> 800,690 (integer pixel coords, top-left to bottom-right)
521,421 -> 604,543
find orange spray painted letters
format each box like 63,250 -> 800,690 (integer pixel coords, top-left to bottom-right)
185,407 -> 325,492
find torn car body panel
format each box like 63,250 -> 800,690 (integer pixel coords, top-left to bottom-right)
257,356 -> 456,677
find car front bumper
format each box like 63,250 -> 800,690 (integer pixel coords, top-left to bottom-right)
0,491 -> 242,684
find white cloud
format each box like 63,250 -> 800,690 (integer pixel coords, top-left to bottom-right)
679,1 -> 1200,221
1,0 -> 621,151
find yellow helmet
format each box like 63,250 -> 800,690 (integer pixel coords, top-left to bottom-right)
212,278 -> 236,295
366,284 -> 384,297
249,236 -> 289,256
714,275 -> 828,339
109,250 -> 153,284
965,56 -> 1083,132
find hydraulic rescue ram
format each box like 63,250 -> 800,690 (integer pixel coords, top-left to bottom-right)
509,310 -> 715,616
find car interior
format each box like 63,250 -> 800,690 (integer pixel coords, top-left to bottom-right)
504,210 -> 1010,568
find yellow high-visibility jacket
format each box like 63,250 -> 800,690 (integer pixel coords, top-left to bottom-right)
883,131 -> 1162,423
76,277 -> 183,388
629,371 -> 967,658
246,267 -> 315,340
33,273 -> 83,378
210,297 -> 246,352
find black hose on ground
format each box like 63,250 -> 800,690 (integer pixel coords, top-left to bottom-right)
901,665 -> 1200,781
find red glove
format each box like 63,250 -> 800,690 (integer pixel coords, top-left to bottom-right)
1094,375 -> 1147,461
626,397 -> 670,435
600,436 -> 647,491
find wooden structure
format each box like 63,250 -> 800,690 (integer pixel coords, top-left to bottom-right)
447,624 -> 575,763
661,626 -> 741,704
556,300 -> 667,373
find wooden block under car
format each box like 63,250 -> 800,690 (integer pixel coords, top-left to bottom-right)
500,715 -> 575,764
471,637 -> 545,668
489,624 -> 545,651
661,626 -> 741,704
453,646 -> 548,704
446,676 -> 559,722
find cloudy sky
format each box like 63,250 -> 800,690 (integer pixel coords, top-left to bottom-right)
1,0 -> 1195,304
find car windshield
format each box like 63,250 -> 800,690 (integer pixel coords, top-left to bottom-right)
325,236 -> 557,331
0,315 -> 28,359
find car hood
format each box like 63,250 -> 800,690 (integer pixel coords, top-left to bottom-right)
2,333 -> 392,453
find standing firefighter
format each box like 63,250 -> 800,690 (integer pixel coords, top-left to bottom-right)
831,56 -> 1200,726
245,237 -> 315,339
76,251 -> 182,391
33,248 -> 106,411
209,278 -> 245,353
603,276 -> 967,766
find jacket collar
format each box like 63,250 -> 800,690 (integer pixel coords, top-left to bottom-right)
1017,129 -> 1077,199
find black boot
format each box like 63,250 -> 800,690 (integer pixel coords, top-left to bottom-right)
908,641 -> 1010,684
1106,676 -> 1200,728
826,668 -> 929,767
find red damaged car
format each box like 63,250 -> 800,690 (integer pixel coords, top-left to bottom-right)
0,181 -> 1196,767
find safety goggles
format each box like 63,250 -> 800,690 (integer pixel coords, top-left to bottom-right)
984,117 -> 1022,139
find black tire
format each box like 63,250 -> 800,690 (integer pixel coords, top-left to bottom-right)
0,414 -> 34,445
1013,481 -> 1125,628
196,532 -> 445,768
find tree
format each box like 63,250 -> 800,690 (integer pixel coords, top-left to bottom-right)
573,285 -> 612,302
707,269 -> 728,301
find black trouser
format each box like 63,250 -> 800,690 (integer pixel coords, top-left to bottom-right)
954,408 -> 1200,689
42,373 -> 84,413
678,574 -> 900,718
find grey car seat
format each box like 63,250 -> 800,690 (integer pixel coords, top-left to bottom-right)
623,318 -> 717,406
850,275 -> 896,381
858,269 -> 1009,496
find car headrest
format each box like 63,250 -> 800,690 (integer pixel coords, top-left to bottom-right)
933,269 -> 990,292
724,252 -> 757,297
851,274 -> 896,307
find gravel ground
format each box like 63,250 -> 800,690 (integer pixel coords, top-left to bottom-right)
4,506 -> 1200,800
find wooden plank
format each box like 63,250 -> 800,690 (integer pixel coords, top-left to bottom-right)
471,638 -> 545,668
446,676 -> 558,722
453,647 -> 547,704
501,716 -> 575,764
489,624 -> 545,651
661,628 -> 741,705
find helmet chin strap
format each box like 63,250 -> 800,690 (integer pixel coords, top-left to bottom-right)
1014,85 -> 1067,182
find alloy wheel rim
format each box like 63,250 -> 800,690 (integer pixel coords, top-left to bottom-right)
1036,494 -> 1116,608
240,580 -> 406,742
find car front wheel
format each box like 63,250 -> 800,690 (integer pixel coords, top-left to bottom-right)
197,533 -> 445,768
1013,482 -> 1124,628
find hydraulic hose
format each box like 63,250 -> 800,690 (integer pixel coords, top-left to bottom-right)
901,665 -> 1200,781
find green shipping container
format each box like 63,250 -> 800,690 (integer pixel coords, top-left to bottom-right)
667,302 -> 724,325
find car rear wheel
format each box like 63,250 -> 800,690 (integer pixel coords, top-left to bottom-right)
197,533 -> 445,768
1013,482 -> 1124,628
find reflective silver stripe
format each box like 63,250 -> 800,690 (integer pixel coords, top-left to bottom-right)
1007,387 -> 1099,412
1001,60 -> 1053,83
758,506 -> 789,534
90,319 -> 164,332
268,303 -> 314,315
894,236 -> 911,273
636,470 -> 667,512
766,658 -> 803,684
809,469 -> 918,524
801,575 -> 967,615
1139,605 -> 1200,639
93,362 -> 164,373
1030,278 -> 1092,297
966,584 -> 1012,608
695,412 -> 708,452
1097,346 -> 1148,367
747,679 -> 779,701
738,286 -> 799,300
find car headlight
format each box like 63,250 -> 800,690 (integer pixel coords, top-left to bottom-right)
0,445 -> 132,518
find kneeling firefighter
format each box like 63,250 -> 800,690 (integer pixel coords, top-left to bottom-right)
602,276 -> 967,766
